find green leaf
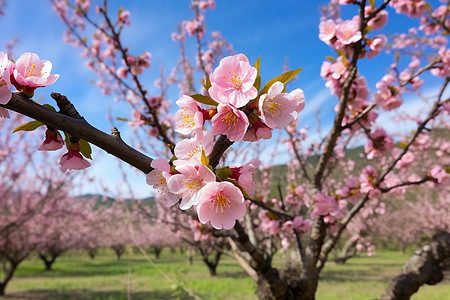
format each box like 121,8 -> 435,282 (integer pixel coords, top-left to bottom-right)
12,120 -> 45,133
116,117 -> 128,122
369,0 -> 375,8
260,67 -> 303,95
201,149 -> 210,168
43,104 -> 56,111
445,167 -> 450,174
216,166 -> 232,180
63,132 -> 72,146
337,50 -> 348,65
79,139 -> 92,159
254,55 -> 262,91
190,94 -> 218,106
325,56 -> 336,63
202,76 -> 212,91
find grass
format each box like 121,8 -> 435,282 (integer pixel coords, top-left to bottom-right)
1,249 -> 449,299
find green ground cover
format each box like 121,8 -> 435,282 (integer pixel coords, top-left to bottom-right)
1,249 -> 448,300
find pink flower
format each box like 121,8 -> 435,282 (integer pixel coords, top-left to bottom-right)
259,81 -> 298,129
230,159 -> 261,195
196,181 -> 246,230
368,35 -> 387,59
335,18 -> 362,45
211,104 -> 249,141
167,159 -> 216,210
311,192 -> 339,217
360,165 -> 378,193
59,143 -> 91,172
174,131 -> 214,162
0,107 -> 9,118
290,88 -> 306,113
38,128 -> 64,151
364,128 -> 394,159
243,118 -> 272,142
12,52 -> 59,97
146,158 -> 179,207
429,165 -> 450,185
397,152 -> 415,169
0,51 -> 12,106
319,20 -> 336,43
208,54 -> 257,108
293,216 -> 312,232
175,95 -> 204,136
365,6 -> 388,30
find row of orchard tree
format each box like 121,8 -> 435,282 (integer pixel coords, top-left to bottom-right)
1,0 -> 449,299
0,114 -> 185,295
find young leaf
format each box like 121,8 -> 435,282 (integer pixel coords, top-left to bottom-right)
216,166 -> 232,180
254,55 -> 262,91
116,117 -> 129,121
63,132 -> 72,147
201,149 -> 210,168
79,139 -> 93,159
12,120 -> 45,133
369,0 -> 375,8
43,104 -> 56,111
325,56 -> 336,63
202,76 -> 212,91
190,94 -> 219,106
260,67 -> 303,95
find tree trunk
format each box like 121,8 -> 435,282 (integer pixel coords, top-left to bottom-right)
88,248 -> 97,259
381,232 -> 450,300
154,247 -> 162,259
0,261 -> 18,296
39,252 -> 60,271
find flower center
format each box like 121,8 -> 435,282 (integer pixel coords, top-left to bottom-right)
211,191 -> 231,214
221,110 -> 238,130
230,70 -> 242,89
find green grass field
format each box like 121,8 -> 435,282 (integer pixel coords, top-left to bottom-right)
1,249 -> 449,300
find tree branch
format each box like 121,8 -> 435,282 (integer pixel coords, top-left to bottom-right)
2,92 -> 154,174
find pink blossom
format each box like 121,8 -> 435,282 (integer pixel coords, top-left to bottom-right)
196,181 -> 246,230
208,54 -> 257,108
174,131 -> 214,162
59,143 -> 91,172
429,165 -> 450,185
259,81 -> 298,129
37,128 -> 64,151
175,95 -> 204,136
243,118 -> 272,142
12,52 -> 59,97
364,128 -> 394,159
290,88 -> 306,113
146,158 -> 179,207
293,216 -> 312,232
167,159 -> 216,210
311,192 -> 339,218
360,165 -> 378,193
319,20 -> 336,43
211,104 -> 249,141
365,6 -> 388,30
335,18 -> 362,45
390,0 -> 427,18
373,74 -> 404,110
0,52 -> 12,110
368,35 -> 387,59
229,159 -> 260,195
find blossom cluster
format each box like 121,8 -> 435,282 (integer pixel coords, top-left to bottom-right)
147,53 -> 305,229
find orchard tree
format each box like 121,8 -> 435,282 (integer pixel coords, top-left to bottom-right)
1,1 -> 450,300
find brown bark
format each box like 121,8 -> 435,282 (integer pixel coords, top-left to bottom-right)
381,232 -> 450,300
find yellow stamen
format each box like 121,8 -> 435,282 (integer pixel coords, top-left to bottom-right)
211,192 -> 231,214
230,70 -> 242,89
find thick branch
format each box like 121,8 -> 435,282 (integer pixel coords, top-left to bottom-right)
381,232 -> 450,300
3,92 -> 154,174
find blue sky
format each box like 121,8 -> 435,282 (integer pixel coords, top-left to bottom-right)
0,1 -> 446,197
